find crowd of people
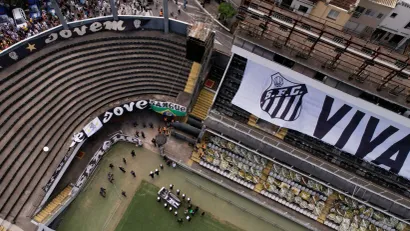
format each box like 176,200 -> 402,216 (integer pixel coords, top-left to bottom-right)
0,9 -> 60,51
0,0 -> 153,52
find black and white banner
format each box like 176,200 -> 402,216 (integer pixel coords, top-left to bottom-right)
75,133 -> 140,189
232,58 -> 410,178
0,18 -> 151,70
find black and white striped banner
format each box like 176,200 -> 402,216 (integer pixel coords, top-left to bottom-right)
232,58 -> 410,178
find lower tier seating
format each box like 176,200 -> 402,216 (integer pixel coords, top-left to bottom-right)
0,30 -> 192,227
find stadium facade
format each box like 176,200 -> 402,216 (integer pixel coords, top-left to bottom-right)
1,1 -> 410,231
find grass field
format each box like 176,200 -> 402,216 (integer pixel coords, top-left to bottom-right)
57,142 -> 306,231
115,181 -> 241,231
56,143 -> 241,231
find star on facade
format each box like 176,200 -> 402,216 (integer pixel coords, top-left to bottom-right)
26,43 -> 36,52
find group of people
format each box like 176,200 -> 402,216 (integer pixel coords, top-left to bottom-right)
58,0 -> 111,22
59,0 -> 152,22
157,183 -> 205,224
0,11 -> 60,51
100,151 -> 139,198
99,186 -> 128,198
1,0 -> 154,52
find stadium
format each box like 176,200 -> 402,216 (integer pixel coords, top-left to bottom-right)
2,0 -> 410,231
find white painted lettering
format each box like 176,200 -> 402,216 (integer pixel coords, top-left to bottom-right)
103,111 -> 113,123
123,102 -> 135,112
136,100 -> 148,109
73,25 -> 88,36
45,33 -> 58,43
59,30 -> 72,38
113,107 -> 124,116
90,22 -> 103,32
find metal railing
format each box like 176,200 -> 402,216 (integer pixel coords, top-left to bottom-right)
235,2 -> 410,106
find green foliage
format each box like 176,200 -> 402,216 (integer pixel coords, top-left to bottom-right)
218,2 -> 236,20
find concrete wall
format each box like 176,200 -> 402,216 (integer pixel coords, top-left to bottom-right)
378,1 -> 410,39
346,0 -> 393,33
309,1 -> 352,30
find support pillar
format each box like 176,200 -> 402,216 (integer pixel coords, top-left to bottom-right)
307,31 -> 323,57
396,37 -> 409,50
284,21 -> 297,46
163,0 -> 169,33
51,0 -> 68,29
109,0 -> 119,21
377,70 -> 396,91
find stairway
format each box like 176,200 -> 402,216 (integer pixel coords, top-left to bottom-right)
190,88 -> 215,120
247,114 -> 258,127
256,161 -> 273,192
254,183 -> 264,193
191,151 -> 201,163
262,161 -> 273,176
184,62 -> 202,94
33,185 -> 73,224
248,115 -> 259,127
317,193 -> 338,223
274,127 -> 288,140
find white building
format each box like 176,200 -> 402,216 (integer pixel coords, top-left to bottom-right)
344,0 -> 397,39
373,0 -> 410,49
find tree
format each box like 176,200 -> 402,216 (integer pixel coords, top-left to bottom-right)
218,2 -> 236,21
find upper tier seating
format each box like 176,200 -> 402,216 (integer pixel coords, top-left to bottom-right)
0,30 -> 192,228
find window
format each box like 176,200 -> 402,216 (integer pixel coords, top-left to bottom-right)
377,13 -> 384,19
327,9 -> 340,20
298,5 -> 309,13
405,21 -> 410,29
352,6 -> 365,18
364,9 -> 375,17
390,13 -> 397,18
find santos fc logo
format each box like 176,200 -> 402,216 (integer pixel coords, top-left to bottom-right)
260,73 -> 308,121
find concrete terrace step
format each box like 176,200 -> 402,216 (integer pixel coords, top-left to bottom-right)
1,89 -> 179,221
0,80 -> 182,202
0,35 -> 187,77
0,49 -> 190,104
0,32 -> 191,222
0,41 -> 189,98
2,73 -> 183,168
0,56 -> 190,150
9,90 -> 179,223
0,68 -> 186,170
0,57 -> 188,128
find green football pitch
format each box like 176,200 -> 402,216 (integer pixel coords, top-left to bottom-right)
115,181 -> 240,231
56,142 -> 305,231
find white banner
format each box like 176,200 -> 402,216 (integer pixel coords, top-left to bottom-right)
83,117 -> 103,137
232,60 -> 410,178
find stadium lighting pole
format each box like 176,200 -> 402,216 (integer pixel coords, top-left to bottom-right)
109,0 -> 119,21
51,0 -> 68,30
163,0 -> 169,33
